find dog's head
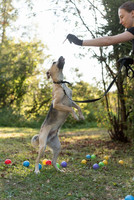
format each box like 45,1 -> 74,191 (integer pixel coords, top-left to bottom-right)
46,56 -> 65,82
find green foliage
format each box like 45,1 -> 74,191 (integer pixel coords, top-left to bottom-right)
0,39 -> 45,108
0,0 -> 18,42
0,107 -> 41,128
20,75 -> 52,121
71,81 -> 101,118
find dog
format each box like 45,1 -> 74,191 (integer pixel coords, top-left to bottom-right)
31,56 -> 84,174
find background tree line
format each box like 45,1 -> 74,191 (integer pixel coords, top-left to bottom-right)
0,0 -> 133,142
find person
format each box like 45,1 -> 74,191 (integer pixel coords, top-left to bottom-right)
67,1 -> 134,66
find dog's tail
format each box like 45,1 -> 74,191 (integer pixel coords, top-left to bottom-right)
31,134 -> 39,148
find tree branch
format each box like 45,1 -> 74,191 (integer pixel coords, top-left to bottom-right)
69,0 -> 95,38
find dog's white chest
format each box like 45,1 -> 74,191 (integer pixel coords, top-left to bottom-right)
62,84 -> 72,98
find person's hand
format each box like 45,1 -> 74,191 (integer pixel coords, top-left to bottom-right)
67,34 -> 83,46
118,57 -> 133,67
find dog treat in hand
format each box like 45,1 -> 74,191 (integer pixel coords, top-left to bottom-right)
67,34 -> 83,46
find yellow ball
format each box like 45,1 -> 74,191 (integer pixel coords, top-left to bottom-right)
119,160 -> 124,165
81,159 -> 87,164
103,160 -> 108,165
42,159 -> 48,165
104,156 -> 109,160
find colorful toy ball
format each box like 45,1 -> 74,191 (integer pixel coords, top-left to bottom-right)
125,195 -> 134,200
46,160 -> 52,165
39,163 -> 42,170
103,160 -> 108,165
104,156 -> 109,160
42,159 -> 48,165
23,160 -> 30,167
5,159 -> 12,165
61,161 -> 67,168
93,163 -> 99,170
86,154 -> 91,159
119,160 -> 124,165
99,162 -> 105,167
56,163 -> 60,169
81,159 -> 87,164
91,154 -> 96,159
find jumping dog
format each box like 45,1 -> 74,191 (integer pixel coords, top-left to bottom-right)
31,56 -> 84,174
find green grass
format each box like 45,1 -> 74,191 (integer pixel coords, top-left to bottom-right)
0,127 -> 134,200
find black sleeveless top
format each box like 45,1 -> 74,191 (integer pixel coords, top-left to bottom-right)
127,27 -> 134,55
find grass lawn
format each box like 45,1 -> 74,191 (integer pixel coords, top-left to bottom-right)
0,127 -> 134,200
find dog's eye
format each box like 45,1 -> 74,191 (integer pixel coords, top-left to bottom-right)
53,62 -> 56,65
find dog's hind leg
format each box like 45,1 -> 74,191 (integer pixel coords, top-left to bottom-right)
34,126 -> 50,174
48,135 -> 63,172
35,145 -> 46,174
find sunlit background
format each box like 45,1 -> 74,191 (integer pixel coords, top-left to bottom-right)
11,0 -> 107,87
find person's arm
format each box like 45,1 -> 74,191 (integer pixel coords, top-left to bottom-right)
67,31 -> 134,47
83,31 -> 134,46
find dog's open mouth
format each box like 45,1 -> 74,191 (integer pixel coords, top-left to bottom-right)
58,56 -> 65,69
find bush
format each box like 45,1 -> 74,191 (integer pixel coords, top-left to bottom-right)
0,107 -> 98,129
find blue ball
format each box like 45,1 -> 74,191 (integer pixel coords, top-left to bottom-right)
86,154 -> 91,159
93,163 -> 99,170
39,163 -> 42,170
125,195 -> 134,200
61,161 -> 67,168
23,161 -> 30,167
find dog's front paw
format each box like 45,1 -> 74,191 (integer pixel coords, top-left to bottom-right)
80,115 -> 85,120
72,112 -> 79,120
74,115 -> 79,120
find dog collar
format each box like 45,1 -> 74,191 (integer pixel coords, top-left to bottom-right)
53,81 -> 71,85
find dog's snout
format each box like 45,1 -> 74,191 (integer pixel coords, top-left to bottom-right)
59,56 -> 65,63
58,56 -> 65,69
59,56 -> 64,60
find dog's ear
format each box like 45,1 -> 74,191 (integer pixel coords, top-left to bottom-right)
46,70 -> 51,79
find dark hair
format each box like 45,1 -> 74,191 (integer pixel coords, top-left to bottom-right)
119,1 -> 134,12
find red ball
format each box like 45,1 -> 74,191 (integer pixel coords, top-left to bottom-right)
5,159 -> 12,164
46,160 -> 52,165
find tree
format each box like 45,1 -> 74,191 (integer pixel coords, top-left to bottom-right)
0,40 -> 45,108
0,0 -> 49,127
21,67 -> 52,121
0,0 -> 18,43
98,0 -> 134,141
